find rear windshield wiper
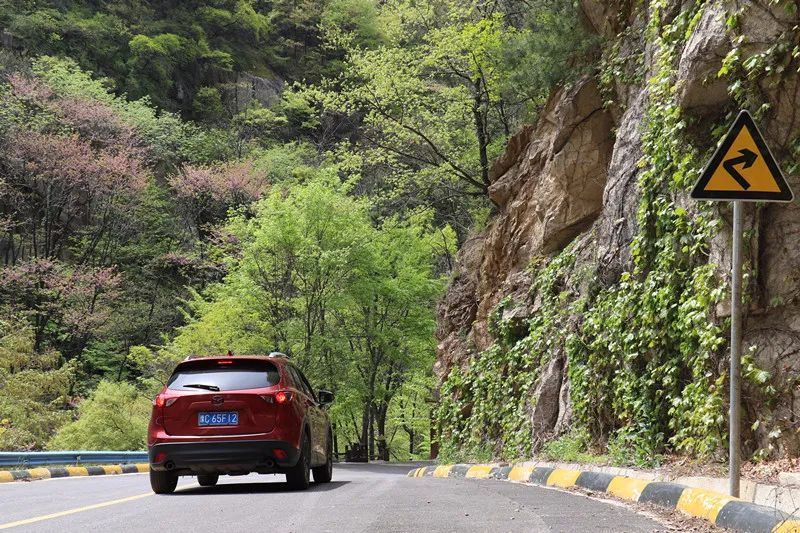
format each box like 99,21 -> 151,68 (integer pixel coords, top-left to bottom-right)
182,383 -> 221,391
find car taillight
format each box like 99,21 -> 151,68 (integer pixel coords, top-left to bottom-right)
275,391 -> 292,404
260,391 -> 292,404
154,394 -> 177,408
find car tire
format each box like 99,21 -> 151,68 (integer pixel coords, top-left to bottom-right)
312,431 -> 333,483
197,474 -> 219,487
286,431 -> 311,490
150,468 -> 178,494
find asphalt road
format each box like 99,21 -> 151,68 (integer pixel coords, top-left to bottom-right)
0,463 -> 665,532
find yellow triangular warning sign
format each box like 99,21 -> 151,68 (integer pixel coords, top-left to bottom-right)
691,110 -> 793,202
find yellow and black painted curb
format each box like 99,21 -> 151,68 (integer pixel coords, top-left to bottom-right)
408,464 -> 800,533
0,463 -> 149,483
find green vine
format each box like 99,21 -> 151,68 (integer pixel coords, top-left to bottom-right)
598,25 -> 646,108
437,251 -> 577,462
566,0 -> 727,463
438,0 -> 800,465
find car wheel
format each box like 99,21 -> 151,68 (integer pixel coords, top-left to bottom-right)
286,431 -> 311,490
197,474 -> 219,487
150,468 -> 178,494
312,431 -> 333,483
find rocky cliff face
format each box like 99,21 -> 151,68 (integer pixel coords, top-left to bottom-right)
436,0 -> 800,457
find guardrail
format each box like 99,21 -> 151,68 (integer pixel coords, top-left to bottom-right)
0,451 -> 148,468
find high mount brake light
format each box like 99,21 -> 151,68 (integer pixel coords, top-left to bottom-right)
217,360 -> 234,365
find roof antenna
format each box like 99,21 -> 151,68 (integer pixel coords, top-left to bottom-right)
226,350 -> 233,356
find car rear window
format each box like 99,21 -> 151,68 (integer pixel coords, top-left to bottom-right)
167,360 -> 280,391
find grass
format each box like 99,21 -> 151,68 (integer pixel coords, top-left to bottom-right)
540,433 -> 610,465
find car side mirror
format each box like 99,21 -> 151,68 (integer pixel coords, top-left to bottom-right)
318,390 -> 334,406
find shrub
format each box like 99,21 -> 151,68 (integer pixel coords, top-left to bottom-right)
49,380 -> 150,451
0,318 -> 73,450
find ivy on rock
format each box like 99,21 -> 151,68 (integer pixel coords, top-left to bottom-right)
437,0 -> 736,465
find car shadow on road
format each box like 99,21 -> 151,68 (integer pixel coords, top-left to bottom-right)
173,480 -> 350,495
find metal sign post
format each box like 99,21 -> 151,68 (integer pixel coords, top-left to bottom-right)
729,201 -> 743,497
691,110 -> 793,497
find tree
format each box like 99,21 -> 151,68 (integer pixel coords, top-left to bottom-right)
311,0 -> 596,236
0,260 -> 120,358
315,2 -> 516,220
334,214 -> 445,459
164,177 -> 450,460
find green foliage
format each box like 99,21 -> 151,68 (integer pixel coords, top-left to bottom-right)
31,56 -> 233,168
251,142 -> 317,183
0,319 -> 73,450
386,373 -> 435,459
541,431 -> 608,464
164,177 -> 450,459
49,381 -> 150,451
232,104 -> 288,143
0,55 -> 244,448
598,25 -> 645,108
308,0 -> 599,237
717,1 -> 800,177
567,0 -> 727,464
2,0 -> 275,116
320,0 -> 386,50
193,87 -> 225,122
437,252 -> 578,461
503,0 -> 599,113
0,0 -> 616,458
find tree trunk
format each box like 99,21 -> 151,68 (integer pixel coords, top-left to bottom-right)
430,410 -> 439,460
361,403 -> 369,449
472,80 -> 490,188
368,405 -> 375,460
332,422 -> 339,459
376,400 -> 390,461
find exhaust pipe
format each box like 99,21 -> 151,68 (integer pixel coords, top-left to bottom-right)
264,459 -> 275,468
164,461 -> 175,471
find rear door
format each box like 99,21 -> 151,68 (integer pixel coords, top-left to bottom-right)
162,359 -> 280,437
289,365 -> 327,464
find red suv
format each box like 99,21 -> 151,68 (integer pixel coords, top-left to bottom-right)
147,354 -> 334,494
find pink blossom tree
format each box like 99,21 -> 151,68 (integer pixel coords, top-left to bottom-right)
168,159 -> 268,237
1,68 -> 150,268
0,259 -> 121,356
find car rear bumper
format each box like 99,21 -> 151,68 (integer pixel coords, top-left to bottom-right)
149,440 -> 299,474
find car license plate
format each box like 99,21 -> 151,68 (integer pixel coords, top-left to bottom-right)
198,412 -> 239,426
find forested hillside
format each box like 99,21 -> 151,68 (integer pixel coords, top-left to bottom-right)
0,0 -> 587,459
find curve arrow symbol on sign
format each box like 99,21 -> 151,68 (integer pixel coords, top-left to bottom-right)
722,148 -> 758,190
